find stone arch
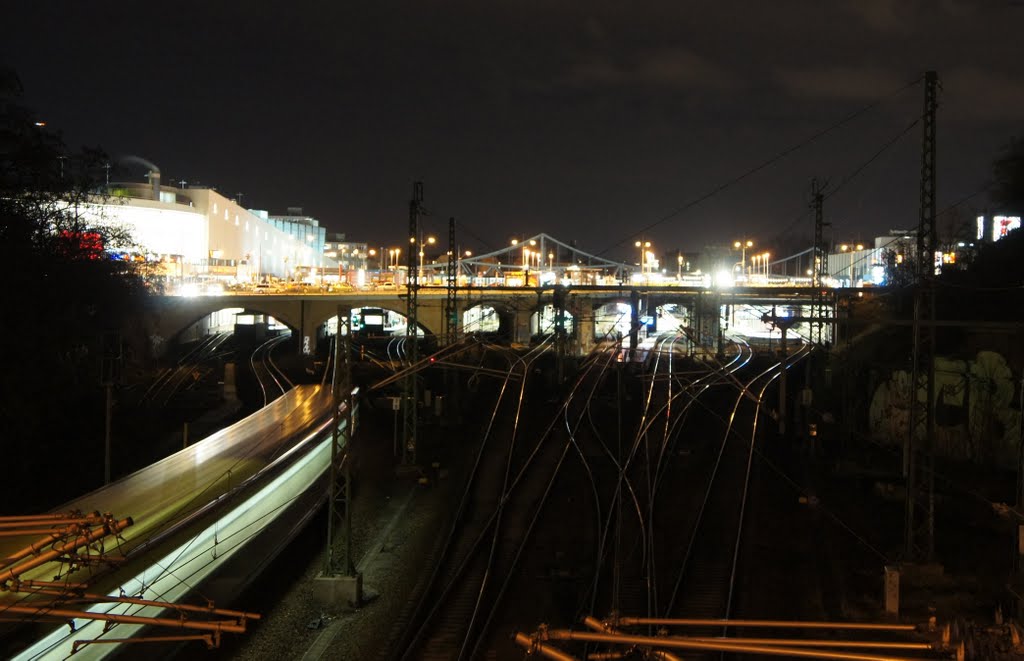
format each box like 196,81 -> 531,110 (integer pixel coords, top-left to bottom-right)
156,301 -> 301,347
316,306 -> 432,338
652,302 -> 691,335
593,299 -> 636,340
306,300 -> 440,338
462,299 -> 516,341
529,303 -> 576,336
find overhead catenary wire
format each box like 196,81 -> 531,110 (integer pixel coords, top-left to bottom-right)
767,112 -> 928,273
598,77 -> 924,257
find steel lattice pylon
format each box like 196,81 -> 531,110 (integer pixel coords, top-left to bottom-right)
809,178 -> 831,347
402,182 -> 424,466
444,216 -> 457,346
905,70 -> 938,561
326,305 -> 355,576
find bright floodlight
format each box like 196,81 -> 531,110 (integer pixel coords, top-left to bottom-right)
180,283 -> 201,297
715,270 -> 734,289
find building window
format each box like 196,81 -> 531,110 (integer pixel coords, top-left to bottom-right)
213,203 -> 218,214
224,209 -> 229,220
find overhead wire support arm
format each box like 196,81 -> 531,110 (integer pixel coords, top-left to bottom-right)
445,216 -> 457,346
325,304 -> 355,577
810,177 -> 832,348
403,182 -> 424,466
905,70 -> 938,562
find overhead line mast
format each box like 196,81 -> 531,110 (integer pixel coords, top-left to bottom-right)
403,182 -> 424,466
445,216 -> 457,346
905,70 -> 938,562
810,177 -> 831,348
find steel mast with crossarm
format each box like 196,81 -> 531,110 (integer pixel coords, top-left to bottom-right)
810,177 -> 831,347
403,182 -> 424,465
445,216 -> 458,346
905,70 -> 939,561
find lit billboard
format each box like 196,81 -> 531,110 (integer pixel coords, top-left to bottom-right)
978,215 -> 1022,242
994,215 -> 1021,241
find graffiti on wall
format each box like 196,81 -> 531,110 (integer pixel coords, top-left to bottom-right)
869,350 -> 1021,465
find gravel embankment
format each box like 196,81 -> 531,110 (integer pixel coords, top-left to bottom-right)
207,411 -> 452,661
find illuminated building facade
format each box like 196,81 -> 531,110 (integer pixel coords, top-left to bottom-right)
81,182 -> 333,282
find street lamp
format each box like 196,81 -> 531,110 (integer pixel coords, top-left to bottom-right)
418,235 -> 436,281
458,249 -> 472,285
838,243 -> 864,285
677,253 -> 683,280
763,252 -> 770,277
635,240 -> 651,280
734,240 -> 754,276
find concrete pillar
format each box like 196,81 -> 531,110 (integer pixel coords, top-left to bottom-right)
314,572 -> 363,608
573,298 -> 595,356
298,299 -> 317,356
629,289 -> 640,360
514,306 -> 533,344
884,565 -> 900,616
695,293 -> 721,355
223,362 -> 239,404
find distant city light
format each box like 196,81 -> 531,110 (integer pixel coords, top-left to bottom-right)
977,215 -> 1022,242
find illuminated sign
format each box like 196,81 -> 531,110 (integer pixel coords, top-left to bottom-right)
978,215 -> 1022,242
59,230 -> 104,260
993,215 -> 1021,241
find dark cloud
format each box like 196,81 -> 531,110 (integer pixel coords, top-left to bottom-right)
3,1 -> 1022,257
562,48 -> 738,92
841,0 -> 982,32
942,67 -> 1024,121
774,66 -> 910,100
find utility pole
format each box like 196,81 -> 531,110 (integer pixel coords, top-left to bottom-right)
321,307 -> 360,605
100,332 -> 121,485
905,70 -> 938,562
628,289 -> 640,361
1017,378 -> 1024,574
810,178 -> 831,348
554,284 -> 567,385
326,307 -> 354,575
444,217 -> 457,346
402,182 -> 424,466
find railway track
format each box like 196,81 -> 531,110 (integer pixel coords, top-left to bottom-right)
391,339 -> 556,659
381,328 -> 833,659
249,332 -> 293,406
141,332 -> 233,407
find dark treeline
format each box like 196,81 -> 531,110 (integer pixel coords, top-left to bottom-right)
0,68 -> 152,512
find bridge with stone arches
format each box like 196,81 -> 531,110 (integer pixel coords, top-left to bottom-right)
150,285 -> 846,358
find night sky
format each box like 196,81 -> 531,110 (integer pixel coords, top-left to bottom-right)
5,1 -> 1023,261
